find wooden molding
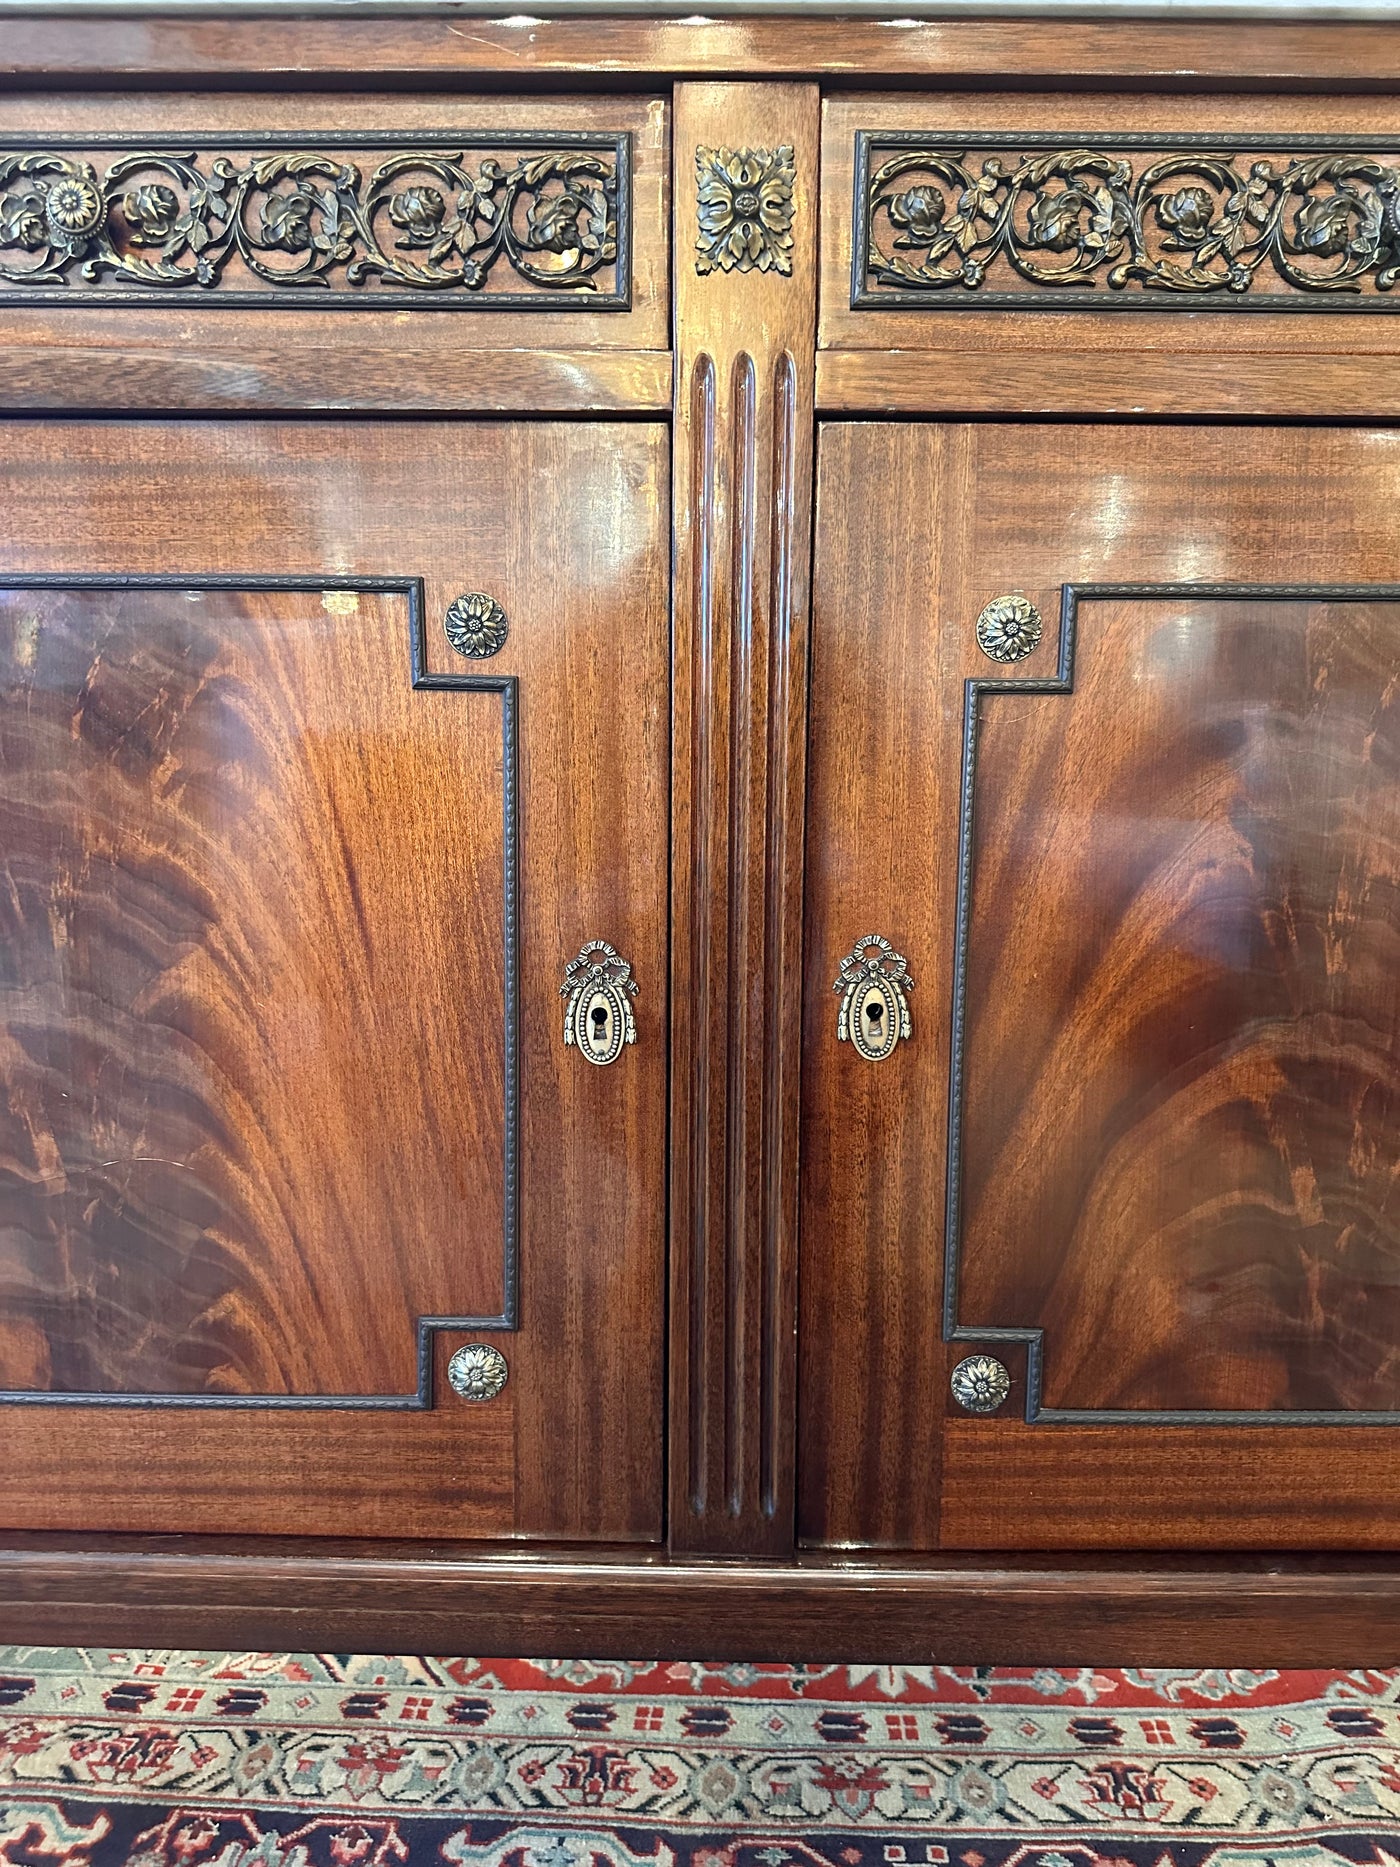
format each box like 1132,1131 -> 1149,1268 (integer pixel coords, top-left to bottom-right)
669,83 -> 818,1556
816,347 -> 1400,417
0,3 -> 1394,16
6,18 -> 1400,83
0,327 -> 673,413
4,1537 -> 1400,1664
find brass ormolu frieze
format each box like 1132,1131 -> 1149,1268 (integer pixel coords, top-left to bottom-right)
695,144 -> 796,275
854,131 -> 1400,311
0,132 -> 629,308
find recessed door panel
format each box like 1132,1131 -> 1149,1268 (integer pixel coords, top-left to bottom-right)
802,421 -> 1400,1549
0,580 -> 508,1398
962,591 -> 1400,1418
0,419 -> 669,1540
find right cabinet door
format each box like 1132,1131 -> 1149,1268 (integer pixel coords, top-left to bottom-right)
801,420 -> 1400,1550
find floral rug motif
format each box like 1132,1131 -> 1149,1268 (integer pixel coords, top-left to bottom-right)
0,1653 -> 1398,1867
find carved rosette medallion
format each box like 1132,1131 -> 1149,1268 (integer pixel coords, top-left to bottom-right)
444,592 -> 509,659
446,1342 -> 509,1402
950,1354 -> 1012,1415
857,132 -> 1400,310
695,144 -> 796,276
0,137 -> 626,305
976,594 -> 1043,664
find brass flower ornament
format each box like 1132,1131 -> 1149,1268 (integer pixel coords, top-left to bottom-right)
45,172 -> 105,245
122,183 -> 181,244
976,594 -> 1043,664
447,1342 -> 509,1402
950,1354 -> 1012,1415
444,592 -> 509,660
695,144 -> 796,276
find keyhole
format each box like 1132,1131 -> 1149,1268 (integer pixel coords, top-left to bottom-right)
590,1004 -> 610,1047
866,1000 -> 884,1029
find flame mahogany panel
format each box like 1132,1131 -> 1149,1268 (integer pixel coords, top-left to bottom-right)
962,594 -> 1400,1414
0,582 -> 506,1398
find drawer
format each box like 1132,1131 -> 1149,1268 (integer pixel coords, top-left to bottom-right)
0,91 -> 670,413
820,92 -> 1400,376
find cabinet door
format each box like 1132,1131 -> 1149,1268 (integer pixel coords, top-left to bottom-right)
0,419 -> 668,1541
802,420 -> 1400,1549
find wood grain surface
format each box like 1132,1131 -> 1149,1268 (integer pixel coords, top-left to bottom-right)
6,17 -> 1400,85
963,593 -> 1400,1416
816,349 -> 1400,418
801,421 -> 1400,1550
5,1534 -> 1400,1665
0,320 -> 672,415
0,418 -> 669,1541
10,14 -> 1400,1617
0,581 -> 506,1397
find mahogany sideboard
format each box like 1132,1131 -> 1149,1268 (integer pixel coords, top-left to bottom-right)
4,0 -> 1400,1662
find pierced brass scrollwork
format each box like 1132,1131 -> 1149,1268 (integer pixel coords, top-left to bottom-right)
859,133 -> 1400,309
0,136 -> 625,305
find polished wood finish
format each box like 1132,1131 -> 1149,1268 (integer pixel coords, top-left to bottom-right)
0,321 -> 671,413
0,581 -> 507,1395
4,1536 -> 1400,1667
7,16 -> 1400,85
0,418 -> 669,1540
964,592 -> 1400,1416
7,10 -> 1400,1651
802,421 -> 1400,1550
816,349 -> 1400,417
668,81 -> 817,1555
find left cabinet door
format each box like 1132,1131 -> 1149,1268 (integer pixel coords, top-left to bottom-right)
0,418 -> 669,1541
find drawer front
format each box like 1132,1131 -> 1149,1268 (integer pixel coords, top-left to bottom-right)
0,90 -> 668,350
802,416 -> 1400,1550
0,416 -> 669,1541
820,92 -> 1400,362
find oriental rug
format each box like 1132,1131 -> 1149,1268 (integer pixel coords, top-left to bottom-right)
0,1653 -> 1398,1867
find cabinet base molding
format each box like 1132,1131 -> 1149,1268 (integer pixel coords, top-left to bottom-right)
2,1538 -> 1398,1664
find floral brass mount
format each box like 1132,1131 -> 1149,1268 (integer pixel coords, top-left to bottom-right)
695,144 -> 796,276
444,593 -> 509,660
950,1354 -> 1012,1416
0,134 -> 627,305
561,940 -> 639,1068
834,934 -> 913,1063
856,131 -> 1400,309
446,1342 -> 509,1402
976,594 -> 1043,664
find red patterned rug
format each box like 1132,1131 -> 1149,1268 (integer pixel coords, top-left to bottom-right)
1,1653 -> 1398,1867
